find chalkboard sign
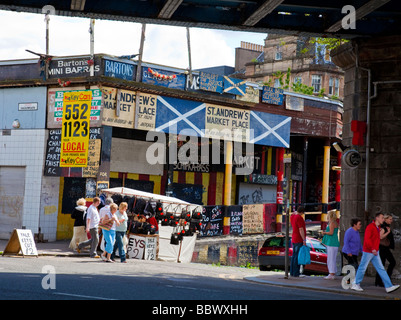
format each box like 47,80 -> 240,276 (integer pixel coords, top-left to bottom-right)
261,86 -> 284,105
199,72 -> 224,94
61,178 -> 87,214
171,183 -> 203,205
242,204 -> 264,234
228,205 -> 243,235
200,205 -> 225,237
2,229 -> 38,257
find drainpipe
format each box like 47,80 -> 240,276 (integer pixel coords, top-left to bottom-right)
358,66 -> 371,216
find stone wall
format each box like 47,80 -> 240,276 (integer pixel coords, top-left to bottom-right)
332,35 -> 401,278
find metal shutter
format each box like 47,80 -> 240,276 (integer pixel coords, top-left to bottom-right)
0,167 -> 25,239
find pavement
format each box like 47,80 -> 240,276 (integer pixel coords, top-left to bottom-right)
0,239 -> 400,300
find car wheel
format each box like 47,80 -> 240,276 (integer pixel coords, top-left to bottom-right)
259,265 -> 268,271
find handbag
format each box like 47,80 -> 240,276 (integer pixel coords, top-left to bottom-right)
298,245 -> 311,265
98,216 -> 114,231
380,237 -> 390,247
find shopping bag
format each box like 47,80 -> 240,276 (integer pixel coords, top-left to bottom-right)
298,245 -> 311,265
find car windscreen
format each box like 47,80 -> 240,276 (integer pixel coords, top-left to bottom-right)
263,237 -> 284,247
307,239 -> 327,253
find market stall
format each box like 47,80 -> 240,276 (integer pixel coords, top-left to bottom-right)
100,187 -> 201,263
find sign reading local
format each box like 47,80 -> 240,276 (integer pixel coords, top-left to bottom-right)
60,90 -> 92,167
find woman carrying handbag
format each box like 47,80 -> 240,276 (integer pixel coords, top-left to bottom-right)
100,203 -> 120,262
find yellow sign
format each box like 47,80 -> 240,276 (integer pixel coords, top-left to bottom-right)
60,90 -> 92,167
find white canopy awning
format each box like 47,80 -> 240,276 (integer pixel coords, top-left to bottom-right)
100,187 -> 200,212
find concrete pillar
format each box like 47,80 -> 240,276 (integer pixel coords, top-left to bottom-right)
331,35 -> 401,275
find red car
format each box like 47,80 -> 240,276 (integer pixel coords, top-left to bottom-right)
258,235 -> 328,274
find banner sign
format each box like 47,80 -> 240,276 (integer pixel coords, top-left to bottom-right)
104,59 -> 136,81
48,56 -> 101,79
199,72 -> 224,94
262,86 -> 284,105
249,110 -> 291,148
135,94 -> 291,148
142,66 -> 186,90
205,104 -> 250,142
223,76 -> 246,96
101,87 -> 136,128
60,90 -> 92,167
136,93 -> 157,131
53,88 -> 101,124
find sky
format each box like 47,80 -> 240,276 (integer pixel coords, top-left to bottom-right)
0,9 -> 267,70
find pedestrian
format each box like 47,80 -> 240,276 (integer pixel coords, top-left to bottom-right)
100,203 -> 120,263
99,197 -> 114,221
342,218 -> 363,270
351,212 -> 400,293
99,197 -> 113,250
69,198 -> 88,250
111,202 -> 128,263
375,214 -> 396,287
322,210 -> 340,280
290,206 -> 306,277
77,197 -> 101,258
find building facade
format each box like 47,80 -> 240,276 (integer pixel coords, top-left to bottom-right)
0,53 -> 342,241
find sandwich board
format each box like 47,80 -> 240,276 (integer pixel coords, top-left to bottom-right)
2,229 -> 38,257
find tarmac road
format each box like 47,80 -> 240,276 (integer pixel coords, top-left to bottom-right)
0,255 -> 370,302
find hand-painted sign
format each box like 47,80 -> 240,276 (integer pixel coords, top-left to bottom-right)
249,110 -> 291,148
223,76 -> 246,96
262,86 -> 284,105
101,87 -> 136,128
154,95 -> 206,137
104,59 -> 136,81
134,93 -> 290,148
48,56 -> 101,78
237,85 -> 260,103
136,93 -> 157,131
142,67 -> 186,90
204,104 -> 250,142
60,90 -> 92,167
199,72 -> 224,94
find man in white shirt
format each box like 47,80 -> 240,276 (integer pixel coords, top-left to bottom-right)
77,197 -> 100,258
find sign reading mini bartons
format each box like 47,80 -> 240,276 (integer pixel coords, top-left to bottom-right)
60,90 -> 92,167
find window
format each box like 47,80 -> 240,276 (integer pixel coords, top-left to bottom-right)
311,75 -> 321,93
329,77 -> 340,96
275,45 -> 282,60
294,77 -> 302,84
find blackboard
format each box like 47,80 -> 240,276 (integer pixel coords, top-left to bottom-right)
171,183 -> 203,205
61,178 -> 87,214
228,205 -> 243,235
200,205 -> 225,237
